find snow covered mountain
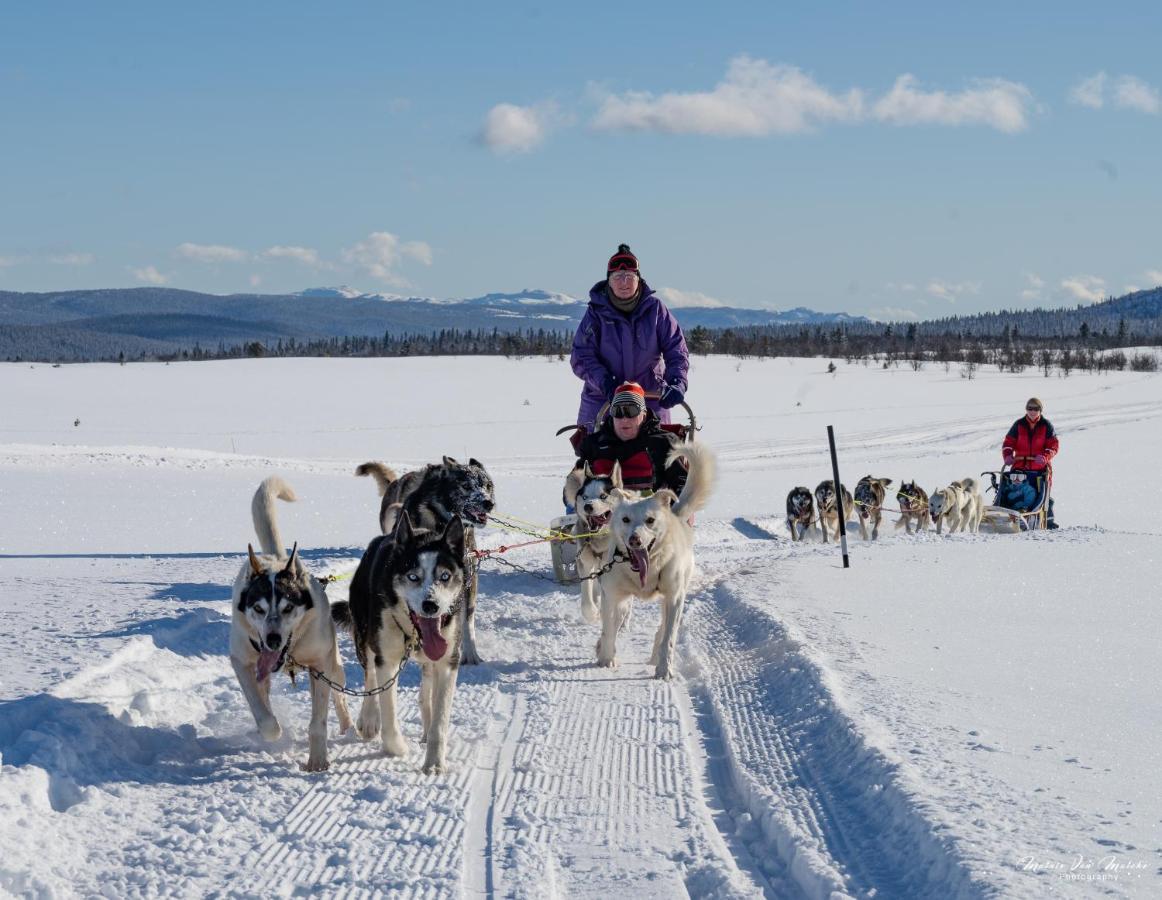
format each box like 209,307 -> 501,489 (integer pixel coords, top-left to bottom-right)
0,286 -> 867,359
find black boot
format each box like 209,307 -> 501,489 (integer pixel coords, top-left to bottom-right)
1046,498 -> 1058,530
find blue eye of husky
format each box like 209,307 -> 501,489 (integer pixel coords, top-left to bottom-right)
439,571 -> 450,582
407,573 -> 420,582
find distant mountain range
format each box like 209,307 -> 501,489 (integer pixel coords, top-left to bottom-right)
2,284 -> 1158,362
0,286 -> 868,360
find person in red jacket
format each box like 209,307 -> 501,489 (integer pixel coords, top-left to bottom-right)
1002,396 -> 1059,528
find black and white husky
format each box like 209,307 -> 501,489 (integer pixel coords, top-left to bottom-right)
597,443 -> 716,680
229,476 -> 352,772
335,513 -> 467,774
785,486 -> 815,541
895,481 -> 931,534
357,456 -> 494,665
563,461 -> 631,624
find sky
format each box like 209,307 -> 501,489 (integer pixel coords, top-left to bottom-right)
2,1 -> 1161,319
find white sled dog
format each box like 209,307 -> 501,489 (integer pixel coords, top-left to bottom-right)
596,443 -> 716,680
230,476 -> 352,772
929,477 -> 984,534
563,461 -> 637,624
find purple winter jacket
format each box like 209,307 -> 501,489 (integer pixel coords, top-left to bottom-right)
571,279 -> 690,427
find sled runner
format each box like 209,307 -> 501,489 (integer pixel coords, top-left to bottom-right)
979,464 -> 1052,533
549,397 -> 698,583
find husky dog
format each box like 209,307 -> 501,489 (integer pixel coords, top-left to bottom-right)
357,456 -> 494,665
230,477 -> 352,772
894,481 -> 931,534
597,443 -> 716,680
563,461 -> 635,623
335,513 -> 467,774
785,486 -> 815,541
814,479 -> 853,544
930,478 -> 983,534
853,476 -> 893,541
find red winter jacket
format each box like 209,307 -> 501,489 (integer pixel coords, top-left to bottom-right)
1002,415 -> 1059,471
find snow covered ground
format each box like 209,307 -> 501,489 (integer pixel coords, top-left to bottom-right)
1,354 -> 1160,898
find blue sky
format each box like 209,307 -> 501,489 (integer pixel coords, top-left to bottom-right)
2,1 -> 1160,319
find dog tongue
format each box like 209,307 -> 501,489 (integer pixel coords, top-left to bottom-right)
629,548 -> 650,587
256,649 -> 280,682
416,616 -> 448,661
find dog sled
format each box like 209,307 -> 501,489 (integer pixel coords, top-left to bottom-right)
549,395 -> 698,583
979,462 -> 1052,533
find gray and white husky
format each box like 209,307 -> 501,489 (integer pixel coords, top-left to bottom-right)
229,476 -> 352,772
785,486 -> 815,541
597,443 -> 716,680
335,513 -> 467,774
563,461 -> 634,624
357,456 -> 494,664
894,481 -> 931,534
853,476 -> 893,541
814,479 -> 854,544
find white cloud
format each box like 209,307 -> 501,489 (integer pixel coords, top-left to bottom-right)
885,281 -> 918,293
129,265 -> 167,285
47,252 -> 95,266
873,75 -> 1034,132
0,255 -> 22,268
176,242 -> 249,263
341,231 -> 432,285
657,287 -> 726,308
263,245 -> 321,266
1123,284 -> 1141,295
925,279 -> 981,303
1060,275 -> 1106,304
1069,72 -> 1107,109
1020,272 -> 1044,301
481,103 -> 551,154
593,56 -> 864,136
1069,72 -> 1160,114
1145,269 -> 1162,285
1113,75 -> 1160,114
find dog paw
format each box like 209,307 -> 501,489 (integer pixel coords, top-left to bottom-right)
301,755 -> 330,773
356,710 -> 381,741
654,663 -> 675,680
258,718 -> 282,742
422,760 -> 446,776
460,648 -> 482,666
381,732 -> 410,758
595,656 -> 618,669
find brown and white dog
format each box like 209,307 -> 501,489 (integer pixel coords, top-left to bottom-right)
814,480 -> 853,543
785,486 -> 815,541
229,477 -> 352,772
597,443 -> 716,679
894,481 -> 931,534
853,476 -> 893,541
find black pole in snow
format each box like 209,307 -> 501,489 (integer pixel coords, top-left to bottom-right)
827,425 -> 850,569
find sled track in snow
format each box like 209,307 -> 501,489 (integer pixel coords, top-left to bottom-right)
682,560 -> 989,899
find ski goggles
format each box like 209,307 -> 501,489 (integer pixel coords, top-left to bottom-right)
607,258 -> 639,273
611,403 -> 645,419
608,270 -> 639,282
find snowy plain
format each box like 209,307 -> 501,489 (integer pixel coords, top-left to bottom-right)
1,354 -> 1160,899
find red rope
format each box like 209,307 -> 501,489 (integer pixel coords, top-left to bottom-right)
472,537 -> 551,559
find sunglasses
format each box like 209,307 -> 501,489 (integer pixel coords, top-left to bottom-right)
608,269 -> 639,281
1026,406 -> 1041,412
611,404 -> 643,419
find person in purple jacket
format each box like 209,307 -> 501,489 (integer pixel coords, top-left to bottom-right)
570,243 -> 690,429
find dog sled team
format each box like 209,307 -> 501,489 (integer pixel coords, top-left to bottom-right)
228,242 -> 1060,780
786,396 -> 1059,541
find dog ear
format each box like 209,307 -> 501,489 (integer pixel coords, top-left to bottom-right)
393,510 -> 415,543
608,487 -> 630,505
654,489 -> 679,509
609,460 -> 623,489
248,543 -> 262,575
442,455 -> 459,466
583,460 -> 595,478
468,457 -> 483,470
283,542 -> 299,574
443,516 -> 466,555
884,478 -> 893,487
